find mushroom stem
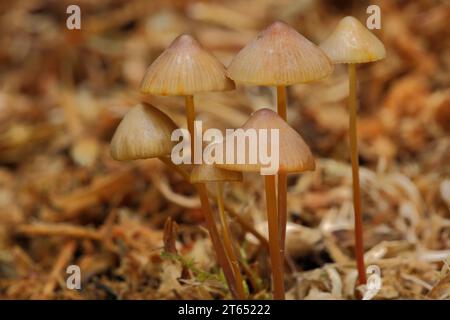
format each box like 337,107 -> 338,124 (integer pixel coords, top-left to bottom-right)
348,63 -> 366,285
276,86 -> 287,119
197,183 -> 239,298
264,175 -> 285,300
185,95 -> 196,163
276,85 -> 288,261
216,182 -> 246,299
158,157 -> 270,250
184,96 -> 239,298
159,156 -> 188,178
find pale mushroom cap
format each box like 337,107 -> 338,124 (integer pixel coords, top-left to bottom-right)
227,21 -> 333,86
190,164 -> 243,183
110,103 -> 178,161
140,34 -> 235,96
320,16 -> 386,64
216,108 -> 315,174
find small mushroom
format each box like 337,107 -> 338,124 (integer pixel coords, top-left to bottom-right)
140,34 -> 235,163
320,16 -> 386,285
190,164 -> 242,184
227,21 -> 333,86
217,108 -> 315,300
141,34 -> 235,96
319,16 -> 386,64
110,103 -> 177,161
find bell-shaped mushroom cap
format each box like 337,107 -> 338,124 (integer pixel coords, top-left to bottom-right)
227,21 -> 333,86
216,108 -> 315,174
190,164 -> 243,183
320,16 -> 386,64
110,103 -> 177,161
140,34 -> 235,96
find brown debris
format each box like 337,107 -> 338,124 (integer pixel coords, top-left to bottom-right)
41,240 -> 77,299
0,0 -> 449,300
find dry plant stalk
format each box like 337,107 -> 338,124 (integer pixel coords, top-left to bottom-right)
41,240 -> 77,299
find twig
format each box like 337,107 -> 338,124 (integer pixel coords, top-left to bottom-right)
41,240 -> 77,298
16,223 -> 101,240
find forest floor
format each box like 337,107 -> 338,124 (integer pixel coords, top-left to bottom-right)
0,0 -> 449,299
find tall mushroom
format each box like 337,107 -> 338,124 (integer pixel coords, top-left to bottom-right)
191,164 -> 246,299
216,108 -> 315,300
227,21 -> 332,265
320,16 -> 386,285
140,34 -> 239,298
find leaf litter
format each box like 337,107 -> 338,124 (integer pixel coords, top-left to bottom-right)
0,0 -> 449,300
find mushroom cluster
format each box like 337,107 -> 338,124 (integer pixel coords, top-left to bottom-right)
110,16 -> 385,300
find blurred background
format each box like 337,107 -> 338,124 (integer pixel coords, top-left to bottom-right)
0,0 -> 449,299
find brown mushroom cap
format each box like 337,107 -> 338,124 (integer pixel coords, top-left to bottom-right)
190,164 -> 243,183
216,108 -> 315,174
227,21 -> 333,86
140,34 -> 235,96
110,103 -> 177,161
319,16 -> 386,64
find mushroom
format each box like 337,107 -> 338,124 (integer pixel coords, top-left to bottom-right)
227,21 -> 332,262
320,16 -> 386,285
191,164 -> 246,298
110,103 -> 177,167
140,34 -> 239,298
216,108 -> 315,300
141,34 -> 234,162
